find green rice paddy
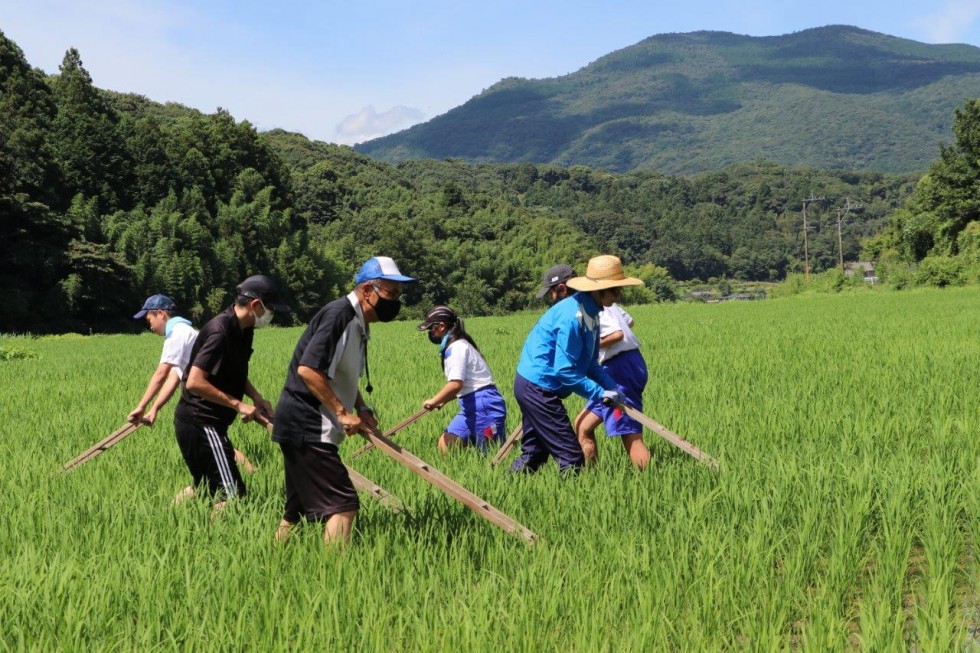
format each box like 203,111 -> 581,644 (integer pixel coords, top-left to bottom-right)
1,287 -> 978,650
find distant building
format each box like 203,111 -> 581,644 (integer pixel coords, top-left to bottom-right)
686,290 -> 716,302
844,261 -> 878,284
721,292 -> 766,302
685,289 -> 766,303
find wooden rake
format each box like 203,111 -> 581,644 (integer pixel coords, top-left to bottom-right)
618,403 -> 721,471
490,424 -> 523,467
255,414 -> 407,514
63,422 -> 143,472
488,405 -> 720,472
357,422 -> 537,545
348,407 -> 431,459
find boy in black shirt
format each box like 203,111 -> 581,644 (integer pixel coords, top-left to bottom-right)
174,274 -> 289,512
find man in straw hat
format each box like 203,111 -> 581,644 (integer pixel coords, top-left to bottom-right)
511,254 -> 643,473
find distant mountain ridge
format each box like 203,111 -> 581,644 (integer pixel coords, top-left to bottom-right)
356,26 -> 980,174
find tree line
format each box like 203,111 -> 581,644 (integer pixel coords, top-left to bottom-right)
1,31 -> 974,334
864,98 -> 980,288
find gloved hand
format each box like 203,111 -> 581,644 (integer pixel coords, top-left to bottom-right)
601,389 -> 625,407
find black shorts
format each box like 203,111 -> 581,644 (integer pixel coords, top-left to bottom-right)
280,441 -> 359,523
174,417 -> 246,499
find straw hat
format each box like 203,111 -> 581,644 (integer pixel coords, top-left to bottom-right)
566,255 -> 643,292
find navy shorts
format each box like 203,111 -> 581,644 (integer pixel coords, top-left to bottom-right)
510,374 -> 584,474
445,385 -> 507,453
174,417 -> 246,499
585,348 -> 648,437
280,441 -> 360,523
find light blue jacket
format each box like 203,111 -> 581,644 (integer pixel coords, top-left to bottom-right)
516,292 -> 617,401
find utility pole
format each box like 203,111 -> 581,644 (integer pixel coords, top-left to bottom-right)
801,194 -> 824,281
833,197 -> 862,272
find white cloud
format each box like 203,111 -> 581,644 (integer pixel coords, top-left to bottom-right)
334,105 -> 427,146
914,0 -> 980,43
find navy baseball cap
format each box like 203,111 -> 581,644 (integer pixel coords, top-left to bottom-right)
535,264 -> 575,298
133,294 -> 176,320
236,274 -> 291,312
354,256 -> 416,284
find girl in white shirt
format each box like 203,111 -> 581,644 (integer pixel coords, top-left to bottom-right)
417,306 -> 507,454
575,302 -> 651,469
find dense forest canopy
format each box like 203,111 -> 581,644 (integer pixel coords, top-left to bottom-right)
864,98 -> 980,287
357,26 -> 980,175
0,29 -> 977,334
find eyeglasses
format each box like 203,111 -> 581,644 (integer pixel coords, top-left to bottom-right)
371,282 -> 402,301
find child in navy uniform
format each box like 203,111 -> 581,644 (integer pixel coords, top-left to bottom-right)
418,306 -> 507,454
575,302 -> 651,469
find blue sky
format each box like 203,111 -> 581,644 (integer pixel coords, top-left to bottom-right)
4,1 -> 980,145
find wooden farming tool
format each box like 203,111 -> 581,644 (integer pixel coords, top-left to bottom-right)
618,403 -> 720,471
256,414 -> 407,513
357,423 -> 537,544
63,422 -> 142,472
490,423 -> 523,467
348,407 -> 431,459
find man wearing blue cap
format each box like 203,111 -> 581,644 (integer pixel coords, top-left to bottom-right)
174,274 -> 290,512
129,294 -> 194,427
272,256 -> 415,544
129,294 -> 256,487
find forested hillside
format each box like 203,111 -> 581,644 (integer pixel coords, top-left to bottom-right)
864,98 -> 980,287
273,129 -> 917,285
357,26 -> 980,175
4,29 -> 974,335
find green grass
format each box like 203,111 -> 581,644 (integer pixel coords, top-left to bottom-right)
1,288 -> 978,649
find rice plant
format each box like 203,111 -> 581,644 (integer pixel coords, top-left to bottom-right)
0,287 -> 977,649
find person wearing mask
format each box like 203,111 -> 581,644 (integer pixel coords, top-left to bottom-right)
129,294 -> 256,482
173,274 -> 289,512
272,256 -> 415,544
417,305 -> 506,455
511,255 -> 642,474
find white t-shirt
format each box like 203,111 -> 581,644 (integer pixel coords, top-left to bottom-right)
443,339 -> 495,396
598,304 -> 640,364
160,319 -> 198,379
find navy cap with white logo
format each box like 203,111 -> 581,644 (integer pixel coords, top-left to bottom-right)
535,264 -> 575,299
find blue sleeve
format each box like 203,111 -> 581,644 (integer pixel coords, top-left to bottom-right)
553,312 -> 606,401
587,356 -> 618,393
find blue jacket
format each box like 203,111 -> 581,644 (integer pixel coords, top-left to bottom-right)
516,292 -> 617,401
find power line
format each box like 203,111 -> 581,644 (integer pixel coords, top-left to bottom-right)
801,194 -> 824,281
833,197 -> 863,272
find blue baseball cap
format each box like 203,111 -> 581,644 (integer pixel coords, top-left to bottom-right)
133,294 -> 176,319
354,256 -> 416,284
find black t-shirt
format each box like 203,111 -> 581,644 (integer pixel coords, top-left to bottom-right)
273,294 -> 365,444
175,306 -> 254,427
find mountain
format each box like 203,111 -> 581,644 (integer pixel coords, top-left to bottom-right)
355,26 -> 980,175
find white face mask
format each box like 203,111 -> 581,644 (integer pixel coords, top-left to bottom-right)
253,301 -> 274,329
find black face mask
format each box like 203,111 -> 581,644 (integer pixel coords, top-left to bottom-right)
370,294 -> 401,322
427,331 -> 442,345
